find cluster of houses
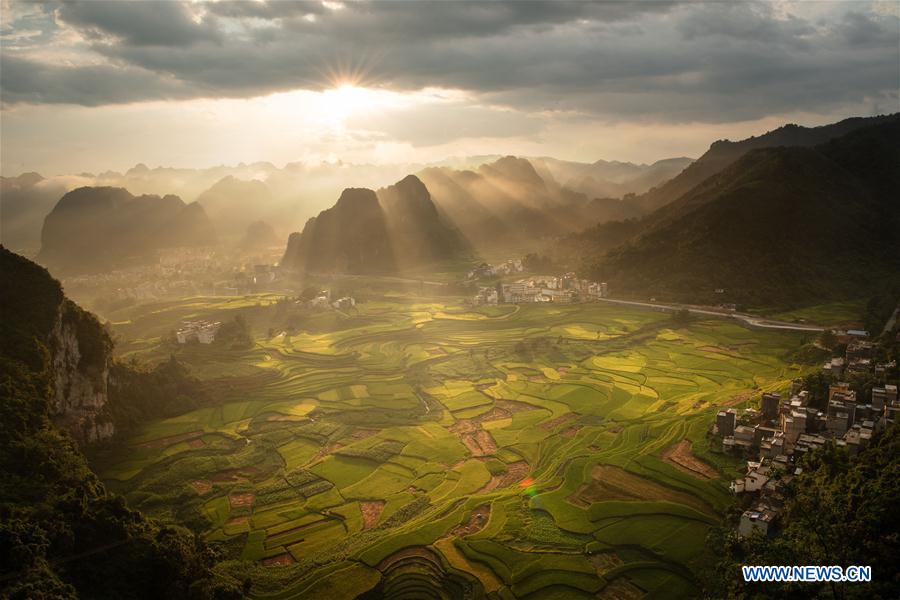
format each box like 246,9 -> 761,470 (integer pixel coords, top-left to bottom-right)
308,289 -> 356,311
473,273 -> 609,306
65,247 -> 284,305
175,320 -> 221,344
821,337 -> 894,378
466,259 -> 524,280
717,336 -> 898,538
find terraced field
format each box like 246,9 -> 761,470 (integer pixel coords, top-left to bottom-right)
96,295 -> 811,599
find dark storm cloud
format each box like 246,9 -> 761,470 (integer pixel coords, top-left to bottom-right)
56,0 -> 221,47
204,0 -> 674,39
1,0 -> 897,123
676,1 -> 815,47
0,54 -> 192,106
835,10 -> 900,46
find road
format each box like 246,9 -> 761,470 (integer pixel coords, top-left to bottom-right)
594,297 -> 826,332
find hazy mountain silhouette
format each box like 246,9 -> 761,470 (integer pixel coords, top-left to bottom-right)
417,156 -> 640,253
240,220 -> 280,249
583,118 -> 900,305
531,156 -> 693,200
38,187 -> 217,274
0,173 -> 71,253
281,175 -> 467,274
196,175 -> 273,239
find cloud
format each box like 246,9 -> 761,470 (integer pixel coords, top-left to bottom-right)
0,0 -> 897,127
346,100 -> 547,146
0,54 -> 192,105
56,0 -> 221,47
835,10 -> 900,46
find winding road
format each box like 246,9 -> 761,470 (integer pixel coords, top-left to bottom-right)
594,297 -> 826,332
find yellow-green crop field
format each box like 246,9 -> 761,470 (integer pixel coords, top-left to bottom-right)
96,295 -> 813,599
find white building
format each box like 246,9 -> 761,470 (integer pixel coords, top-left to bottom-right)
332,296 -> 356,310
176,320 -> 221,344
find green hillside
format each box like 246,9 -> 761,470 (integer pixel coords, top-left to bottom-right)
0,247 -> 233,598
583,120 -> 900,306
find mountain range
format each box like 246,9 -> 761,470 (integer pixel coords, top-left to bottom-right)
581,117 -> 900,305
38,187 -> 216,274
281,175 -> 467,274
630,114 -> 900,215
531,156 -> 693,200
7,113 -> 898,299
417,156 -> 641,253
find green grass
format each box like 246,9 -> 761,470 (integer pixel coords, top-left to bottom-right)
96,293 -> 814,598
763,299 -> 866,326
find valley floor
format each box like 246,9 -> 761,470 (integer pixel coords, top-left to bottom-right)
94,295 -> 813,599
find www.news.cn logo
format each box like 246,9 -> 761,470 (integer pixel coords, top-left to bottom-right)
742,565 -> 872,583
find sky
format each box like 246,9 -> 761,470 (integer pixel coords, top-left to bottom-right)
1,0 -> 898,176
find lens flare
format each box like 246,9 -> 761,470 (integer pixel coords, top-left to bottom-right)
519,476 -> 538,498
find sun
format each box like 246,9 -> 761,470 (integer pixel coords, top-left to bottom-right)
321,84 -> 377,122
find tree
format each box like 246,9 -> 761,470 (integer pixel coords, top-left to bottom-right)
819,329 -> 838,351
671,308 -> 693,326
704,424 -> 900,599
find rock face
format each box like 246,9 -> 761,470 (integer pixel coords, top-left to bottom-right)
1,247 -> 115,445
281,175 -> 467,274
49,300 -> 115,444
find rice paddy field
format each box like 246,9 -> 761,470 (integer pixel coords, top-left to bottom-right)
95,293 -> 813,599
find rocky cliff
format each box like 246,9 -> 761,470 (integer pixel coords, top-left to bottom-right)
1,246 -> 115,445
281,175 -> 467,274
49,300 -> 115,444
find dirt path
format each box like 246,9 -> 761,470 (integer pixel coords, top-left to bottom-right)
661,440 -> 718,480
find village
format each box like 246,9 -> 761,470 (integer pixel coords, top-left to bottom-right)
63,246 -> 285,314
714,332 -> 898,538
469,259 -> 609,306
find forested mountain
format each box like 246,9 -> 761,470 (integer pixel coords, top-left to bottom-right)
0,247 -> 236,598
280,175 -> 467,274
38,187 -> 217,274
631,114 -> 899,214
583,119 -> 900,305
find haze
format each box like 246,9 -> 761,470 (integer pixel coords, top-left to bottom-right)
2,0 -> 898,176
